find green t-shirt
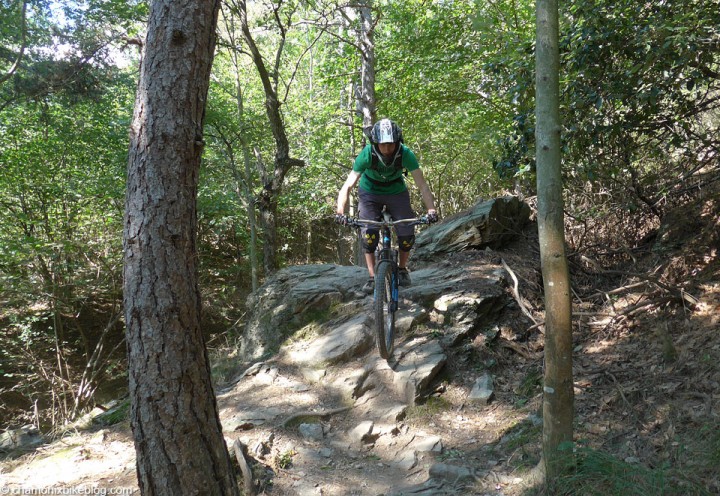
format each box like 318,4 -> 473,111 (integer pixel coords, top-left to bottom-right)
353,144 -> 420,195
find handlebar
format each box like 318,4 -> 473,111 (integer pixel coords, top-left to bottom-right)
344,216 -> 430,228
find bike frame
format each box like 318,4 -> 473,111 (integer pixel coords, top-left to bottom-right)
346,210 -> 428,358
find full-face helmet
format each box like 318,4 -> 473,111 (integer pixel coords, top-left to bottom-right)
370,118 -> 403,144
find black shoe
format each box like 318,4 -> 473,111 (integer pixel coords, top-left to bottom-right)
362,278 -> 375,294
398,268 -> 411,287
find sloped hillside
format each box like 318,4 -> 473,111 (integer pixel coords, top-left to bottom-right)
1,195 -> 718,495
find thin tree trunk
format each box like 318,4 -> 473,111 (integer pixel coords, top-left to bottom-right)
233,0 -> 304,276
242,143 -> 259,291
123,0 -> 239,494
536,0 -> 574,482
218,6 -> 259,290
357,0 -> 377,134
232,51 -> 259,291
354,1 -> 376,267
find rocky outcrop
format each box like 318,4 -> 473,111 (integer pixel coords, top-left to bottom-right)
240,264 -> 368,361
241,196 -> 529,363
413,196 -> 530,259
0,425 -> 43,454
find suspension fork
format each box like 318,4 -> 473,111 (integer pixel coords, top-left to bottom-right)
383,226 -> 400,311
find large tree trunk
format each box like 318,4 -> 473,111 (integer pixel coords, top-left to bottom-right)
536,0 -> 574,482
123,1 -> 239,494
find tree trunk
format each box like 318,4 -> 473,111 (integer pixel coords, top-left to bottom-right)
536,0 -> 574,482
234,0 -> 304,276
232,49 -> 259,291
123,1 -> 239,494
354,0 -> 376,267
257,193 -> 279,275
357,0 -> 377,135
242,142 -> 260,291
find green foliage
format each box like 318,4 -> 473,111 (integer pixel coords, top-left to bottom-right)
561,0 -> 720,182
1,0 -> 144,110
377,0 -> 531,212
0,80 -> 131,307
0,0 -> 138,425
404,396 -> 451,423
274,449 -> 297,469
93,398 -> 130,426
551,446 -> 712,496
490,0 -> 720,191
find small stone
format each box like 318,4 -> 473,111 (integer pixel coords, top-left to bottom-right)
468,373 -> 494,404
429,462 -> 475,482
396,450 -> 418,471
299,423 -> 324,441
350,420 -> 374,444
412,435 -> 443,453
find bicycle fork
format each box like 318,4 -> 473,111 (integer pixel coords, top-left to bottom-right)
390,267 -> 399,312
375,232 -> 400,312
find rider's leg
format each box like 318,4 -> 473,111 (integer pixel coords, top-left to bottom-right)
365,252 -> 376,277
384,190 -> 415,223
398,250 -> 410,270
384,189 -> 415,269
358,188 -> 382,282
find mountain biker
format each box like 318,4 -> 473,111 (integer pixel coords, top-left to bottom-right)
335,118 -> 438,293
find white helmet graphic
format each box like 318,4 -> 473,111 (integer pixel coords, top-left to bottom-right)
370,118 -> 403,144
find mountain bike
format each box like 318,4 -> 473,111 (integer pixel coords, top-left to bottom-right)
345,210 -> 429,359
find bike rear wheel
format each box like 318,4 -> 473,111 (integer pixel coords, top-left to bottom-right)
374,261 -> 397,359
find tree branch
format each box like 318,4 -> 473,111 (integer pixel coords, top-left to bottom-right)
0,0 -> 28,85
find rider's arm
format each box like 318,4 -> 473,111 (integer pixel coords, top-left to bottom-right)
336,170 -> 362,215
410,168 -> 436,214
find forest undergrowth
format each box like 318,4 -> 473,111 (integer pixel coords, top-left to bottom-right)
490,185 -> 720,495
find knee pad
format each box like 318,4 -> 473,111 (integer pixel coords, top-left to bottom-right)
362,230 -> 380,253
398,235 -> 415,252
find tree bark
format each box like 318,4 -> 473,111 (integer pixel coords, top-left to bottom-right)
123,1 -> 239,494
535,0 -> 574,482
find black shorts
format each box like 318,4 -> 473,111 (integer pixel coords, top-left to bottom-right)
358,187 -> 415,237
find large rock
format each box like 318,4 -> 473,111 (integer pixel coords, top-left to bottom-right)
392,340 -> 447,404
0,425 -> 43,453
240,264 -> 368,360
414,196 -> 530,259
283,313 -> 374,365
240,197 -> 523,361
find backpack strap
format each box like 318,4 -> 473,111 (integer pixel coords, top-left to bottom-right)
364,174 -> 404,186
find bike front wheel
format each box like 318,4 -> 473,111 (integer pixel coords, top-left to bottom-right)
374,261 -> 397,359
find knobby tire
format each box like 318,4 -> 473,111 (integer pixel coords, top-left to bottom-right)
374,261 -> 396,359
